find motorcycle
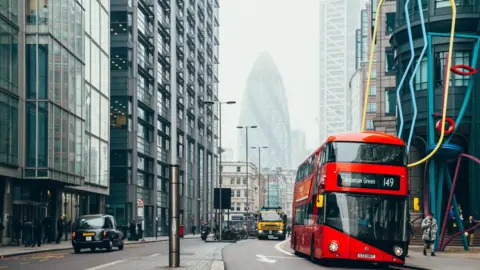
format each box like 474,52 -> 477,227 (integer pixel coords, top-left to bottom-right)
201,230 -> 208,241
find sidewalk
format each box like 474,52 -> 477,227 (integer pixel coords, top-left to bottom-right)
404,250 -> 480,270
0,234 -> 199,258
409,245 -> 480,254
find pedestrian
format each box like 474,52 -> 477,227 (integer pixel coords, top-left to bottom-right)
23,218 -> 34,247
286,225 -> 291,237
137,221 -> 143,240
192,224 -> 196,235
464,216 -> 476,247
406,219 -> 414,257
55,215 -> 65,244
447,206 -> 455,234
42,216 -> 52,243
12,219 -> 22,246
421,212 -> 437,256
33,219 -> 43,247
129,221 -> 136,241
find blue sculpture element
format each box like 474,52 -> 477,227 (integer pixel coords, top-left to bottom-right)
395,0 -> 416,141
405,0 -> 428,152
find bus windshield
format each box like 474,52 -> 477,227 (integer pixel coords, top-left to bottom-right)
325,192 -> 406,242
327,142 -> 407,166
259,212 -> 282,222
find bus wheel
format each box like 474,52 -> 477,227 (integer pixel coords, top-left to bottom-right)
310,238 -> 316,262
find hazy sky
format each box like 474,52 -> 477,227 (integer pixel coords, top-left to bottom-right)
219,0 -> 321,158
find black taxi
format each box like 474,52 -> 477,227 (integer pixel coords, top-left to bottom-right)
72,214 -> 124,253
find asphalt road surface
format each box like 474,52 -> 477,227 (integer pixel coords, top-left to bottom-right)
222,238 -> 480,270
0,238 -> 218,270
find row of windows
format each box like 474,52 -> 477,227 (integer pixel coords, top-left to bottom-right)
0,92 -> 18,166
229,177 -> 247,185
295,154 -> 316,181
399,51 -> 471,93
26,0 -> 84,59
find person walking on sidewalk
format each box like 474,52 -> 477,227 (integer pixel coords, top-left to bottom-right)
23,218 -> 34,247
12,219 -> 22,246
33,219 -> 43,247
421,213 -> 437,256
55,215 -> 65,244
464,216 -> 477,247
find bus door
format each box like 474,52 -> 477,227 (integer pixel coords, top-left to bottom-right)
313,193 -> 325,258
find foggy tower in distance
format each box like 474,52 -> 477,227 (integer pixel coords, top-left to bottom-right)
238,52 -> 292,169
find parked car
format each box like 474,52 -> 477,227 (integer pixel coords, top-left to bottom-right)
72,214 -> 124,253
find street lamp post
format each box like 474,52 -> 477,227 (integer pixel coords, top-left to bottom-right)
237,125 -> 257,235
205,100 -> 235,241
251,146 -> 267,209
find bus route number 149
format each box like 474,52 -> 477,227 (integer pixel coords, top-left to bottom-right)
383,177 -> 395,188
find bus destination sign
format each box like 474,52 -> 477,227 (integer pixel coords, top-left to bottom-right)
337,172 -> 400,190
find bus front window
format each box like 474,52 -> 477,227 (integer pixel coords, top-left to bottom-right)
327,142 -> 407,166
325,192 -> 406,242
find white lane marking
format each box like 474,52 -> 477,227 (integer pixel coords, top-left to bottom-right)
148,253 -> 162,257
85,260 -> 126,270
274,238 -> 294,256
256,254 -> 276,263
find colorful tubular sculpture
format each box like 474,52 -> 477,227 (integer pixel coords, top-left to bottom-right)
363,0 -> 480,251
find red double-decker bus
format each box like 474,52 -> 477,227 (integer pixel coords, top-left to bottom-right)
291,132 -> 408,266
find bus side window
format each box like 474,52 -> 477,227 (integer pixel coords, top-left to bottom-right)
313,148 -> 326,195
295,206 -> 304,225
307,201 -> 313,225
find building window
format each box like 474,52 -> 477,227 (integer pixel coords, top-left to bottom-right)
385,47 -> 395,74
366,119 -> 374,130
371,69 -> 376,79
236,166 -> 240,172
453,51 -> 470,87
414,57 -> 427,91
385,88 -> 396,115
385,13 -> 395,34
236,190 -> 240,197
367,102 -> 376,113
369,86 -> 376,96
0,92 -> 18,166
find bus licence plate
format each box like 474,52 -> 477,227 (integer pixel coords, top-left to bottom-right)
357,253 -> 375,259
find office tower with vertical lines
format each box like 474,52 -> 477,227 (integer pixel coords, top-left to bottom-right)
108,0 -> 219,237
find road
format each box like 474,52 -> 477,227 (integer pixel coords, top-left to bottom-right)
222,238 -> 479,270
0,238 -> 228,270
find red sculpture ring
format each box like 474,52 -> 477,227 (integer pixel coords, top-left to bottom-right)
450,64 -> 477,76
436,117 -> 455,135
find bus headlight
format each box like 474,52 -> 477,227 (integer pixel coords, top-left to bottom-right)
393,246 -> 403,256
258,230 -> 263,233
328,241 -> 339,252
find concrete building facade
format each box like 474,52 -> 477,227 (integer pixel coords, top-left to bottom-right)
220,161 -> 261,215
108,0 -> 220,237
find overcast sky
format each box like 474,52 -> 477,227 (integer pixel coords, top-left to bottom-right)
219,0 -> 321,158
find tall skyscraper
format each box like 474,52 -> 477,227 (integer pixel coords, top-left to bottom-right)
238,52 -> 291,169
108,0 -> 220,236
318,0 -> 363,141
0,0 -> 110,244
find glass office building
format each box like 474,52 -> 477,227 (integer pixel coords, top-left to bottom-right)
0,0 -> 110,244
108,0 -> 220,237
